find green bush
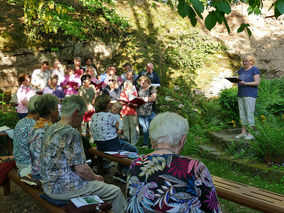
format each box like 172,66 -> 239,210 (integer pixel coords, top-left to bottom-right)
218,87 -> 239,122
0,111 -> 19,129
256,79 -> 281,116
250,115 -> 284,165
22,0 -> 130,49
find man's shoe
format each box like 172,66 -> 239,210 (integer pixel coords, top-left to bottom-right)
244,134 -> 255,140
235,133 -> 247,139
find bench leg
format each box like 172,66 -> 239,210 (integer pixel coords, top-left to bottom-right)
3,178 -> 11,196
97,156 -> 104,175
7,138 -> 13,155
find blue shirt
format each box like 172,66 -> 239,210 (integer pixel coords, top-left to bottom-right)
237,66 -> 260,98
43,85 -> 65,99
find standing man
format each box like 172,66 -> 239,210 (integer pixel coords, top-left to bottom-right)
137,62 -> 161,85
40,95 -> 127,213
31,61 -> 51,93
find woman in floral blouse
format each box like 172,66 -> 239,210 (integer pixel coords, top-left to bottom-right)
127,112 -> 221,213
29,94 -> 59,180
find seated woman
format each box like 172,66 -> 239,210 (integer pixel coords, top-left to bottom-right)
127,112 -> 221,213
13,95 -> 39,177
90,95 -> 137,182
16,73 -> 36,119
29,94 -> 59,180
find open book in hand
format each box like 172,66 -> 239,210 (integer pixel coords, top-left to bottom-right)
91,81 -> 104,90
71,195 -> 104,208
225,77 -> 241,83
119,97 -> 146,107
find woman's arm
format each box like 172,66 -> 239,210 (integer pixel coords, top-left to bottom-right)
148,93 -> 157,102
240,74 -> 260,87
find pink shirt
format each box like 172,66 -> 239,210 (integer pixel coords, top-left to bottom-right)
16,84 -> 36,113
61,74 -> 81,96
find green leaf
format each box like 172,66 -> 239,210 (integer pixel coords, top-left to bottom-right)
246,27 -> 252,37
274,6 -> 281,18
215,11 -> 224,24
223,16 -> 230,33
178,0 -> 189,18
205,11 -> 217,31
191,0 -> 204,14
188,6 -> 197,26
276,0 -> 284,14
237,24 -> 245,33
216,1 -> 231,14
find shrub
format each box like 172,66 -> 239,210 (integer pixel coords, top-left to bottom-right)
23,0 -> 130,49
0,111 -> 19,129
250,115 -> 284,165
218,87 -> 239,122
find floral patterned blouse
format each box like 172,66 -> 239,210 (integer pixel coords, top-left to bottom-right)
127,154 -> 221,213
29,117 -> 52,178
13,116 -> 36,167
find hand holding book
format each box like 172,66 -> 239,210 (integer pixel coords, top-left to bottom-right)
225,77 -> 241,83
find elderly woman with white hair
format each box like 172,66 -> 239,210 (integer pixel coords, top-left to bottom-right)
127,112 -> 221,213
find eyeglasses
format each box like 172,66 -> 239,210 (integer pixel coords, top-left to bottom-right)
109,79 -> 116,82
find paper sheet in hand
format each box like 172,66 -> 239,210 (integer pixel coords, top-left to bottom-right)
225,77 -> 241,83
71,195 -> 104,208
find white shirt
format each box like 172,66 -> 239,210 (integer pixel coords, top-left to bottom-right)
31,69 -> 51,91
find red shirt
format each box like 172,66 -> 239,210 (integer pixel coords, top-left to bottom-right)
120,89 -> 138,115
74,67 -> 84,77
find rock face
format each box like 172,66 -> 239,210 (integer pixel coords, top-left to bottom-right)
0,42 -> 119,92
208,1 -> 284,78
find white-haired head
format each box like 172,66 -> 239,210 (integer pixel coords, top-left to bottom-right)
61,95 -> 86,117
149,112 -> 189,147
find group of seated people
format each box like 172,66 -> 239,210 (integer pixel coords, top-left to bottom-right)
12,58 -> 221,212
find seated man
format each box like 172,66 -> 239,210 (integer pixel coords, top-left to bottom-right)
40,95 -> 127,213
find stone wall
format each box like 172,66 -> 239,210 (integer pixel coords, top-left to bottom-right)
0,41 -> 119,92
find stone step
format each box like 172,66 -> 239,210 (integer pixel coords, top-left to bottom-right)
199,130 -> 284,182
207,129 -> 252,150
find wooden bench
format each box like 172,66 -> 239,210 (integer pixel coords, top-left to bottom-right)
1,156 -> 111,213
89,147 -> 284,213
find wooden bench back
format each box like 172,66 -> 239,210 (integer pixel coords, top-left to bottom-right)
90,147 -> 284,213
